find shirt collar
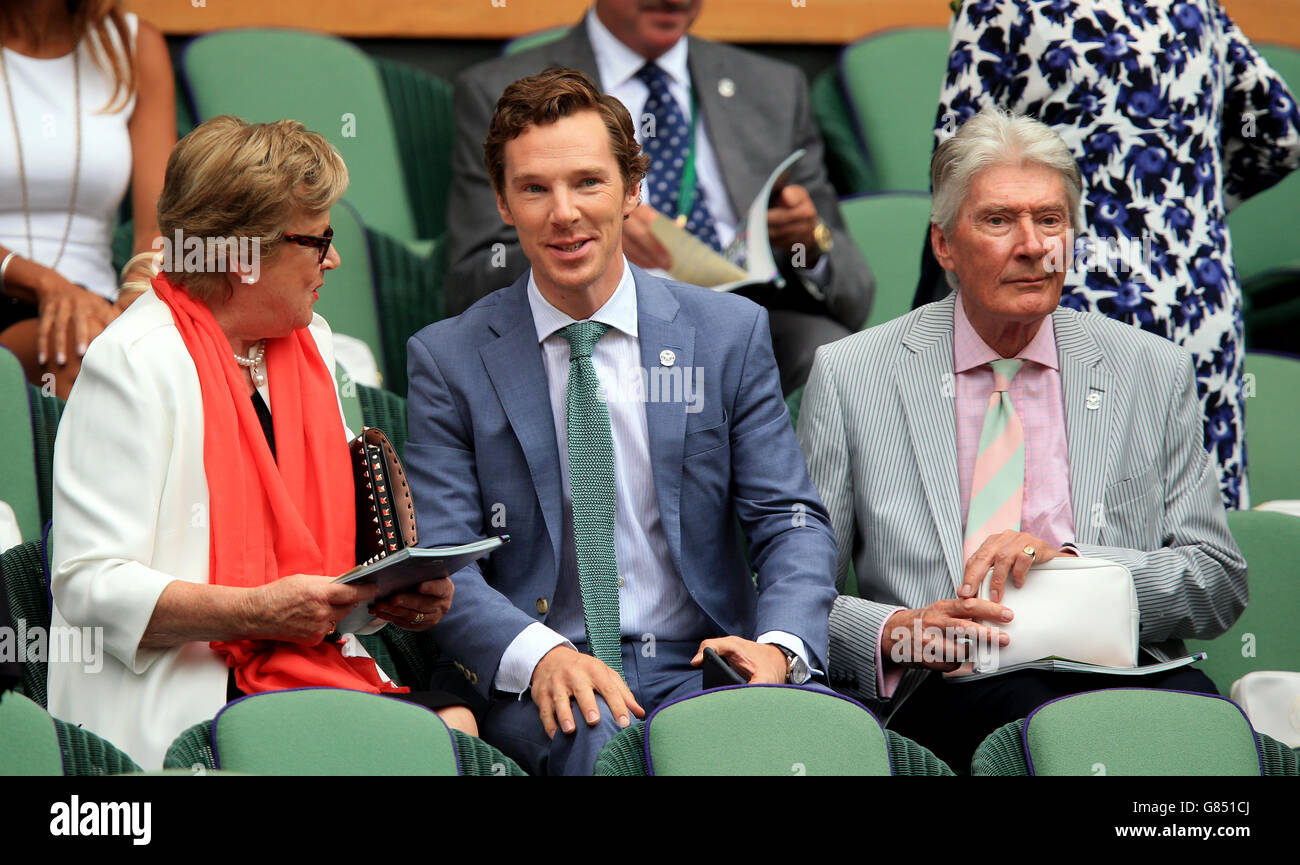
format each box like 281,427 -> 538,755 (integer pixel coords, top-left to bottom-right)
585,7 -> 691,92
953,294 -> 1059,373
527,256 -> 639,344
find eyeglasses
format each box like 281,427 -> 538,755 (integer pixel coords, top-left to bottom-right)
282,226 -> 334,264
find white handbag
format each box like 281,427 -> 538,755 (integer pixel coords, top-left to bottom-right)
973,555 -> 1140,673
1230,671 -> 1300,748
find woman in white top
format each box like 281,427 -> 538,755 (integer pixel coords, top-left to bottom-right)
0,0 -> 174,398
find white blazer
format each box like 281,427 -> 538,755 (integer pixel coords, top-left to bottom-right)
46,289 -> 348,769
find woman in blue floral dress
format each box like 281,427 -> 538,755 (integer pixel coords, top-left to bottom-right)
934,0 -> 1300,509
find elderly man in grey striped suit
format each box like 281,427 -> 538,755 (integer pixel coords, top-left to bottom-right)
797,108 -> 1247,771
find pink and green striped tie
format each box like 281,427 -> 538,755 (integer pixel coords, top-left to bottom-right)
963,358 -> 1025,562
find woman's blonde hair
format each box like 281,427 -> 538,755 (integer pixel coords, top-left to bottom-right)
155,116 -> 348,302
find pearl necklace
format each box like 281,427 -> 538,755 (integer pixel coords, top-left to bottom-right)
233,340 -> 266,388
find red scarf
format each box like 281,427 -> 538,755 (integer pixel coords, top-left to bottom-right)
152,275 -> 406,695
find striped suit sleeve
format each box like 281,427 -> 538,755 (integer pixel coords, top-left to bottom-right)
1071,351 -> 1247,643
799,346 -> 895,703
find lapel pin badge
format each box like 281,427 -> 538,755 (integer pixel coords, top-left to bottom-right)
718,78 -> 735,98
1086,392 -> 1101,411
659,349 -> 677,367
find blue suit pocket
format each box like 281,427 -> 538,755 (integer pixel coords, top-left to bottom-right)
682,411 -> 728,458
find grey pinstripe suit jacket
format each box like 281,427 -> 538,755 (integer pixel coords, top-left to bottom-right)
796,294 -> 1247,715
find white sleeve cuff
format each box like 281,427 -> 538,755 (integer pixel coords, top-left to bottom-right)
757,630 -> 821,677
493,622 -> 574,695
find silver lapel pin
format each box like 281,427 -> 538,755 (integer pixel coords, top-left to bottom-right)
659,349 -> 677,367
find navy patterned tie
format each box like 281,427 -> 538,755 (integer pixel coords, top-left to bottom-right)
561,321 -> 624,675
635,62 -> 722,251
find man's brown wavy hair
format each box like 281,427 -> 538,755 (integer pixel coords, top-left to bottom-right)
484,66 -> 649,198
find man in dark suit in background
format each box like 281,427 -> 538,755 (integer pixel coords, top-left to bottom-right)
445,0 -> 874,393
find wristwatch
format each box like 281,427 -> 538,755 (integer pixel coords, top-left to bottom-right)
812,221 -> 833,255
773,645 -> 811,685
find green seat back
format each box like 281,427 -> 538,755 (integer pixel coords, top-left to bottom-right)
1242,351 -> 1300,505
501,26 -> 568,55
839,28 -> 950,192
27,384 -> 66,528
374,58 -> 455,240
1228,44 -> 1300,281
1186,510 -> 1300,688
2,539 -> 52,706
0,348 -> 41,542
644,686 -> 892,776
358,385 -> 409,456
179,29 -> 419,245
0,690 -> 64,775
367,231 -> 446,397
315,199 -> 387,385
211,688 -> 459,775
1022,690 -> 1261,776
335,366 -> 364,436
810,67 -> 874,196
839,192 -> 933,328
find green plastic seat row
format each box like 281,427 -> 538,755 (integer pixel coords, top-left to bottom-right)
164,688 -> 525,776
972,689 -> 1300,776
594,685 -> 954,776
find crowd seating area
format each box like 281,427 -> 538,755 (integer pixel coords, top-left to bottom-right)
3,19 -> 1299,778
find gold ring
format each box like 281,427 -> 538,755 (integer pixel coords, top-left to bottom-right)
412,612 -> 425,625
1022,545 -> 1036,561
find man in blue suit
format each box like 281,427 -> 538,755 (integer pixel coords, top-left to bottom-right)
404,68 -> 837,775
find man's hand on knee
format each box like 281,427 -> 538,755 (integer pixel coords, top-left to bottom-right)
529,646 -> 644,739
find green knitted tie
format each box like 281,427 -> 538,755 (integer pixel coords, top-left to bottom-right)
562,321 -> 624,676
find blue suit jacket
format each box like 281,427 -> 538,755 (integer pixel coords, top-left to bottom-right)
405,266 -> 837,700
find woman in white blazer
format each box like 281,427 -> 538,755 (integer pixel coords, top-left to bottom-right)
46,117 -> 467,768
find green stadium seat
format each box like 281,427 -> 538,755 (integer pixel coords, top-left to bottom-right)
971,689 -> 1299,776
1242,351 -> 1300,505
839,192 -> 933,328
1,538 -> 52,707
811,67 -> 874,196
0,347 -> 41,544
180,28 -> 418,246
1186,510 -> 1300,690
315,199 -> 388,386
0,690 -> 141,776
164,687 -> 525,776
593,685 -> 953,775
838,28 -> 950,193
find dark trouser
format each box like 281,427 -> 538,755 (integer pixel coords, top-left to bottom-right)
886,663 -> 1219,774
767,309 -> 853,396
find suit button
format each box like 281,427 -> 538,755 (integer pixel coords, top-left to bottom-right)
536,598 -> 549,614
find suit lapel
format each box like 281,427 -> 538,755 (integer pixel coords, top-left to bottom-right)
481,278 -> 564,579
897,296 -> 965,589
686,37 -> 756,215
1055,309 -> 1114,546
634,269 -> 692,579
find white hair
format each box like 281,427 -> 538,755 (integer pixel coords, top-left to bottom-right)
930,106 -> 1083,258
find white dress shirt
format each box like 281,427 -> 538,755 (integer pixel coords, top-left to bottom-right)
493,259 -> 811,692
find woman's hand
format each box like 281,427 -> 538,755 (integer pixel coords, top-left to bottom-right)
241,574 -> 380,645
34,270 -> 117,366
369,578 -> 454,631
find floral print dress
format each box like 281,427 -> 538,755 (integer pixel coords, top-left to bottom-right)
936,0 -> 1300,509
